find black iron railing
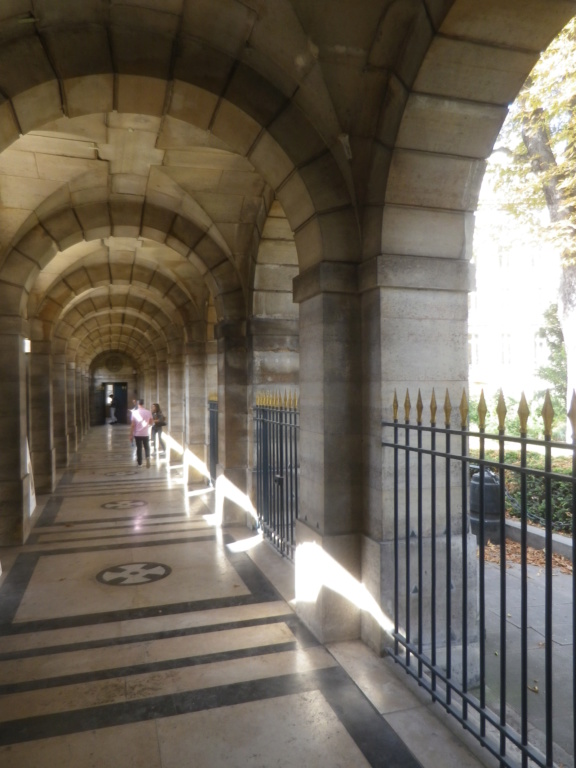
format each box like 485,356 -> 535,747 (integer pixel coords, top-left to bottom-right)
208,398 -> 218,485
254,392 -> 299,558
382,388 -> 576,768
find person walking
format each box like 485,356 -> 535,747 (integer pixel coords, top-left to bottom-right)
151,403 -> 166,455
108,394 -> 118,424
129,399 -> 153,468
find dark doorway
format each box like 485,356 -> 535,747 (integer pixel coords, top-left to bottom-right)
104,383 -> 128,424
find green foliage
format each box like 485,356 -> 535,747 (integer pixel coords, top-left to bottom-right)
476,449 -> 573,534
532,303 -> 567,439
489,17 -> 576,255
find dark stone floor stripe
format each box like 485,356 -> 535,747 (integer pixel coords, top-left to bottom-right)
0,613 -> 303,661
38,511 -> 191,528
0,553 -> 42,625
0,667 -> 423,768
35,497 -> 64,527
0,641 -> 298,695
28,526 -> 210,545
319,665 -> 423,768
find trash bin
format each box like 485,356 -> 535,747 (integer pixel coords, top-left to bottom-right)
469,467 -> 502,545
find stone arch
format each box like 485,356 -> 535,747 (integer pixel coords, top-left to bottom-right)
5,201 -> 242,324
365,1 -> 576,261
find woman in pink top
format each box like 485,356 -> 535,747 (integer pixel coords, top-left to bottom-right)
129,399 -> 153,467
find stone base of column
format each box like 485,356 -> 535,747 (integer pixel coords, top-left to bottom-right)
31,449 -> 56,494
380,535 -> 480,687
68,428 -> 78,454
216,466 -> 257,528
294,520 -> 361,644
184,442 -> 210,485
0,474 -> 34,545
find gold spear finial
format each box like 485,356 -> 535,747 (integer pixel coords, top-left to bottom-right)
541,390 -> 555,438
477,390 -> 487,431
404,389 -> 411,422
416,389 -> 423,425
393,390 -> 399,421
459,389 -> 469,429
496,390 -> 507,432
430,389 -> 437,426
518,392 -> 530,435
444,389 -> 452,427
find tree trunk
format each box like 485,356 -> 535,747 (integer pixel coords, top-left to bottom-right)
522,112 -> 574,434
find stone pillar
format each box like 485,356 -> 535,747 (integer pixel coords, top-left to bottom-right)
30,340 -> 55,494
66,362 -> 77,453
167,355 -> 185,450
359,254 -> 478,679
247,317 -> 299,498
185,341 -> 208,481
83,370 -> 91,432
157,360 -> 168,412
0,321 -> 33,545
76,367 -> 85,439
292,264 -> 363,643
216,321 -> 249,521
53,355 -> 68,467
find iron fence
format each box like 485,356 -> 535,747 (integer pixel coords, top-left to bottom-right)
208,398 -> 218,485
254,392 -> 299,559
382,388 -> 576,768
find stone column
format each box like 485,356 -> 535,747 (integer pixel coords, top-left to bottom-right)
66,362 -> 77,453
216,321 -> 249,521
185,341 -> 208,482
76,367 -> 85,439
167,355 -> 185,450
359,254 -> 478,679
30,340 -> 55,494
157,359 -> 168,412
83,370 -> 91,430
0,321 -> 33,545
247,317 -> 299,499
53,354 -> 68,467
292,264 -> 363,643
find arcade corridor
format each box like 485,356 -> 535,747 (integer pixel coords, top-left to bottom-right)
0,425 -> 487,768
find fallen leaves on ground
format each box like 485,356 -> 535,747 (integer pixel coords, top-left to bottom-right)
480,540 -> 573,575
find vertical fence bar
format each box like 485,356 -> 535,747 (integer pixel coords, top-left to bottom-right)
430,390 -> 437,698
477,391 -> 487,738
460,390 -> 469,722
416,391 -> 424,679
497,391 -> 508,760
404,390 -> 411,668
444,390 -> 452,706
542,392 -> 554,766
393,391 -> 400,658
570,392 -> 576,764
518,395 -> 529,768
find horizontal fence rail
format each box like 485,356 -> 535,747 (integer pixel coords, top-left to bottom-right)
382,388 -> 576,768
254,391 -> 299,559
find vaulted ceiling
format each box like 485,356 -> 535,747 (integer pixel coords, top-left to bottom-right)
0,0 -> 571,372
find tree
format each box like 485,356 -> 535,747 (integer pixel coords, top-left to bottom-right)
533,303 -> 567,440
488,18 -> 576,423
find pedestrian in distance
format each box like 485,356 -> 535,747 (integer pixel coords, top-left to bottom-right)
109,394 -> 118,424
151,403 -> 166,455
129,399 -> 153,468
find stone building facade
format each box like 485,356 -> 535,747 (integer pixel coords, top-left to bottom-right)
0,0 -> 571,652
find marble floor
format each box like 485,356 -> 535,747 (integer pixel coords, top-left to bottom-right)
0,426 -> 492,768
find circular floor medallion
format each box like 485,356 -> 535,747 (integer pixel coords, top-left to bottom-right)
96,562 -> 171,586
100,500 -> 147,510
